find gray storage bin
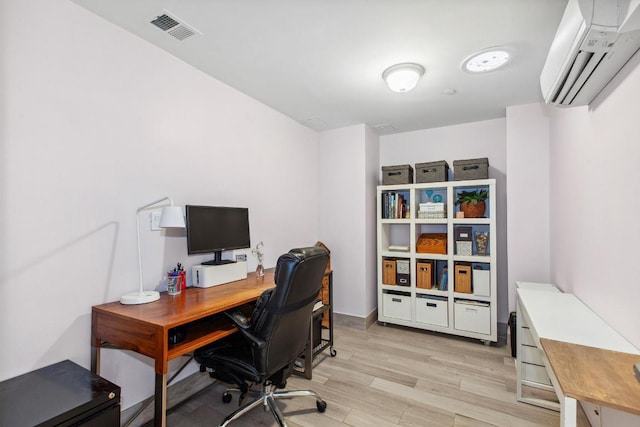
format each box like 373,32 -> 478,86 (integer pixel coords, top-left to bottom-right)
382,164 -> 413,185
415,161 -> 449,183
453,158 -> 489,180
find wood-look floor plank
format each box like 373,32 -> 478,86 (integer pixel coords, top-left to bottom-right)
156,323 -> 575,427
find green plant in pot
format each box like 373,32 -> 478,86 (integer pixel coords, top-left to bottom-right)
455,189 -> 488,218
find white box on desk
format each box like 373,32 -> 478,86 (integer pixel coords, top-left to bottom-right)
192,261 -> 247,288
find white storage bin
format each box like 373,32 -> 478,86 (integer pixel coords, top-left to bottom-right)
415,296 -> 448,327
454,300 -> 490,335
382,292 -> 411,321
473,269 -> 490,296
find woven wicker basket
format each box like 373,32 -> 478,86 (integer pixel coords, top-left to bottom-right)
459,201 -> 486,218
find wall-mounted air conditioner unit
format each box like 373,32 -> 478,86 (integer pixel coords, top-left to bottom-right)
540,0 -> 640,106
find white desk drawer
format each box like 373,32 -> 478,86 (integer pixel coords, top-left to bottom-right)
454,301 -> 490,335
521,326 -> 536,346
521,362 -> 551,386
382,293 -> 411,321
521,344 -> 544,365
415,297 -> 448,327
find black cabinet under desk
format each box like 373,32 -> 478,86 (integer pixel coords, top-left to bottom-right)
0,359 -> 120,427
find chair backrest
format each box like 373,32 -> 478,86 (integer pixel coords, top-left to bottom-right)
250,246 -> 329,377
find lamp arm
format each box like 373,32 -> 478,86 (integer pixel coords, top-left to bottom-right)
137,197 -> 174,213
136,196 -> 175,293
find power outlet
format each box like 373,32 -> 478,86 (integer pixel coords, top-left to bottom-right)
150,211 -> 162,231
236,254 -> 247,262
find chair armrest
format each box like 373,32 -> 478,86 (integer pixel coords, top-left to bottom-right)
224,310 -> 266,349
225,310 -> 251,330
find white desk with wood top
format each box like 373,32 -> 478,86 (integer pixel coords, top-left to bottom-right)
516,283 -> 640,427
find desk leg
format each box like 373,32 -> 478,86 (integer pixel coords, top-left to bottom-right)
560,394 -> 577,427
91,338 -> 100,374
154,373 -> 167,427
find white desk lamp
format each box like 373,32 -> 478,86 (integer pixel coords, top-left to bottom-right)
120,197 -> 186,305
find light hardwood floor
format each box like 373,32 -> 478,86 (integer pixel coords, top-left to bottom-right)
157,323 -> 589,426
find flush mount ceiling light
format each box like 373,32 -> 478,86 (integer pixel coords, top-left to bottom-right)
463,47 -> 511,73
382,63 -> 425,92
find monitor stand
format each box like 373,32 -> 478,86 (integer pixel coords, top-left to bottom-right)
202,251 -> 235,266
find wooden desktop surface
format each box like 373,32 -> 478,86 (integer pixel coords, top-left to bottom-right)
540,338 -> 640,416
92,269 -> 275,374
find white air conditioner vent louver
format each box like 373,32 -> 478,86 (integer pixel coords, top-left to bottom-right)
540,0 -> 640,106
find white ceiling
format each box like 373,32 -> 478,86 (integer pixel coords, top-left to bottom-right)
72,0 -> 569,134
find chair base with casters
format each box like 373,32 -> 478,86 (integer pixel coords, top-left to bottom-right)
212,377 -> 327,427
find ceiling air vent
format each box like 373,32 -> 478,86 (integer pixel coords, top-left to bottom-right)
150,13 -> 199,41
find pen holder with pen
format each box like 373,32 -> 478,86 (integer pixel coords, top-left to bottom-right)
167,271 -> 185,295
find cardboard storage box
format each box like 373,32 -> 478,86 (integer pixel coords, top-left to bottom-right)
416,233 -> 447,254
382,259 -> 396,285
453,157 -> 489,180
454,263 -> 472,293
415,161 -> 449,183
415,296 -> 448,327
416,261 -> 434,289
382,164 -> 413,185
396,259 -> 410,286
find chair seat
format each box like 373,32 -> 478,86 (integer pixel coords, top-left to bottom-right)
195,334 -> 262,384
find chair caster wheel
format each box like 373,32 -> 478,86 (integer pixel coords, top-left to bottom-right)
316,400 -> 327,413
222,392 -> 232,404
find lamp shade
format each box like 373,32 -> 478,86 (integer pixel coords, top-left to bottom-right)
159,206 -> 185,228
383,63 -> 425,92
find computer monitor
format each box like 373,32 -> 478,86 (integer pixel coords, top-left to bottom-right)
185,205 -> 250,265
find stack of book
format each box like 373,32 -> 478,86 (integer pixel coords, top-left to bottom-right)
382,192 -> 409,219
418,202 -> 446,219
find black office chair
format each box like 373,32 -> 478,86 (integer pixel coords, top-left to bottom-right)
195,246 -> 329,427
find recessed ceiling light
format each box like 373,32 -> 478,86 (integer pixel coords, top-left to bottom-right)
463,47 -> 511,73
382,63 -> 425,92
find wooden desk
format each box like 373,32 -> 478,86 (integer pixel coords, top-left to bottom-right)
540,339 -> 640,422
91,270 -> 275,427
517,286 -> 640,427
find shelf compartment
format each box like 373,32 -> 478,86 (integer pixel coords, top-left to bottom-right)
380,223 -> 410,253
453,184 -> 492,219
416,224 -> 447,255
380,190 -> 410,219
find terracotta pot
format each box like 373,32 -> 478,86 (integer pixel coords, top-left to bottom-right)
460,200 -> 486,218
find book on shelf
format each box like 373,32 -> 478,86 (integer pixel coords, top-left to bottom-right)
382,192 -> 408,219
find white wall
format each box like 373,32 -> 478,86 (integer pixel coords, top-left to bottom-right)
318,125 -> 378,318
1,0 -> 319,409
548,52 -> 640,350
380,119 -> 509,324
505,103 -> 551,312
364,126 -> 380,317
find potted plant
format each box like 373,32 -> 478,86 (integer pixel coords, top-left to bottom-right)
455,189 -> 488,218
